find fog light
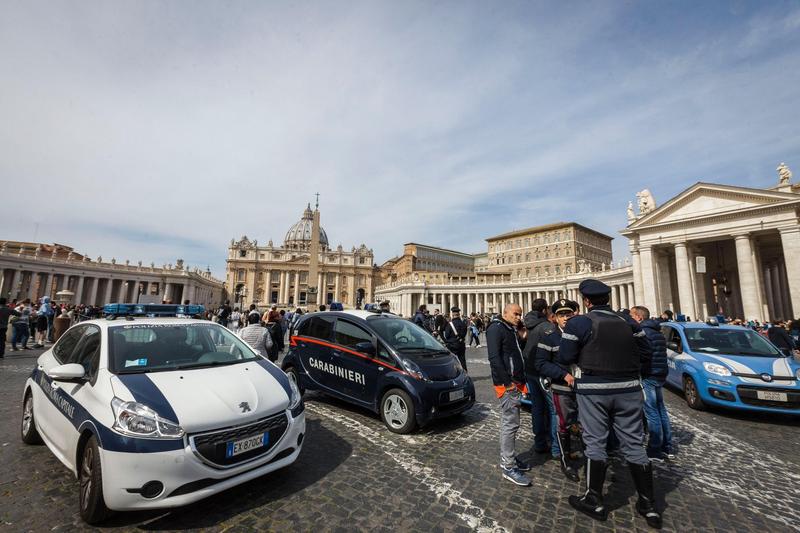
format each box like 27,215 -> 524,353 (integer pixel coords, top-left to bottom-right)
141,481 -> 164,499
709,388 -> 735,402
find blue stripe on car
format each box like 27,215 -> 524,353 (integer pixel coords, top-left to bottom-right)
32,367 -> 183,453
254,359 -> 292,398
116,373 -> 180,423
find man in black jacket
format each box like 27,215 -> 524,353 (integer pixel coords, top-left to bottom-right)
631,306 -> 674,462
487,302 -> 531,487
0,298 -> 20,358
521,298 -> 554,454
768,321 -> 796,356
413,305 -> 430,332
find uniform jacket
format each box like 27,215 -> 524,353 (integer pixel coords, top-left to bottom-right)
441,317 -> 467,348
640,319 -> 668,380
556,305 -> 653,395
487,318 -> 526,392
534,325 -> 569,385
521,310 -> 550,378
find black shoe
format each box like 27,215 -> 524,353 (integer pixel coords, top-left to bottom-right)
629,462 -> 662,529
515,457 -> 532,471
568,458 -> 607,520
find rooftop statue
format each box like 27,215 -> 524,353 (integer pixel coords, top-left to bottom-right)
777,162 -> 792,185
636,189 -> 657,215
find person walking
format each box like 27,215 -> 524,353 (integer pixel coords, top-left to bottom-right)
414,305 -> 430,332
229,307 -> 242,332
11,300 -> 32,351
238,313 -> 273,357
0,298 -> 19,358
487,302 -> 532,486
442,307 -> 468,372
768,320 -> 796,356
557,279 -> 661,528
631,305 -> 675,462
521,298 -> 554,456
534,299 -> 581,481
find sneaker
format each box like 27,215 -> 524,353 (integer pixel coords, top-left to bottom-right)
501,467 -> 531,486
663,452 -> 676,461
647,453 -> 665,463
476,344 -> 482,348
515,458 -> 532,471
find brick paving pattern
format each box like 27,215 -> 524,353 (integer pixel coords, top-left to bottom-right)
1,345 -> 799,532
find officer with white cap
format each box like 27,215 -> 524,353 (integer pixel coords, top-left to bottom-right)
557,279 -> 661,528
442,306 -> 468,372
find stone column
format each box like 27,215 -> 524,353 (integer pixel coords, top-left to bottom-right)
117,280 -> 127,303
778,262 -> 791,319
103,279 -> 114,305
42,273 -> 53,300
631,247 -> 644,305
734,234 -> 761,321
75,276 -> 85,304
638,246 -> 658,312
673,243 -> 697,320
610,286 -> 618,310
89,278 -> 99,306
763,266 -> 776,320
278,271 -> 287,305
294,272 -> 301,306
163,282 -> 172,303
186,283 -> 196,304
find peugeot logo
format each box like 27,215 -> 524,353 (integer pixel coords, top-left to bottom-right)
760,373 -> 773,383
239,402 -> 251,413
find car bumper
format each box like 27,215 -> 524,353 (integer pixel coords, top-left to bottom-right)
699,379 -> 800,414
100,411 -> 305,511
413,375 -> 476,426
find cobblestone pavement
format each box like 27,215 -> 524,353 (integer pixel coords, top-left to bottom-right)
1,344 -> 799,532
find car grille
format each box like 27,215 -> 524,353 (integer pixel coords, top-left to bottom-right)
736,386 -> 800,409
189,412 -> 289,468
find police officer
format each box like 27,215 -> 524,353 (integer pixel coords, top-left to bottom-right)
442,306 -> 468,372
557,279 -> 661,528
534,298 -> 580,482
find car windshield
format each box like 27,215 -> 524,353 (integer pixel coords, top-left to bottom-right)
367,317 -> 447,355
684,327 -> 782,357
109,323 -> 261,373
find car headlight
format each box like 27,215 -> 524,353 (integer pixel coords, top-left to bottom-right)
111,397 -> 184,439
288,377 -> 302,409
453,357 -> 463,373
796,368 -> 800,380
703,362 -> 732,377
401,359 -> 430,382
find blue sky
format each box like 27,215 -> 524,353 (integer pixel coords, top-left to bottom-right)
1,1 -> 798,277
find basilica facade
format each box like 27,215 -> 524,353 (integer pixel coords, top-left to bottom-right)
226,205 -> 376,309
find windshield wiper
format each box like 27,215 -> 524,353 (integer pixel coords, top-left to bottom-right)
734,351 -> 774,357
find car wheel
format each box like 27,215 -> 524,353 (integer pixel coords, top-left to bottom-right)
79,436 -> 110,525
380,388 -> 417,434
285,366 -> 304,395
683,375 -> 706,411
21,391 -> 43,445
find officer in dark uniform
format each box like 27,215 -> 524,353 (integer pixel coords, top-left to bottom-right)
557,279 -> 661,528
534,298 -> 581,482
442,306 -> 468,372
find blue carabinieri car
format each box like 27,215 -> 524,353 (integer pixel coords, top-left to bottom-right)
660,322 -> 800,414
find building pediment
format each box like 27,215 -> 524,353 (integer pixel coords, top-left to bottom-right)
626,182 -> 800,230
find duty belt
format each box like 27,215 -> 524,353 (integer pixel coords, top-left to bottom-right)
575,379 -> 641,390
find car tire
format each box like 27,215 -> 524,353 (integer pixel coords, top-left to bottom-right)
285,366 -> 304,396
683,375 -> 706,411
21,391 -> 43,445
380,388 -> 417,434
79,436 -> 110,525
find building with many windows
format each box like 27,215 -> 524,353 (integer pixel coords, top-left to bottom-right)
226,205 -> 376,309
486,222 -> 613,279
378,243 -> 479,285
0,241 -> 224,307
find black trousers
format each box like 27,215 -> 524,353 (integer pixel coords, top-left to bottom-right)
0,327 -> 5,356
450,343 -> 466,371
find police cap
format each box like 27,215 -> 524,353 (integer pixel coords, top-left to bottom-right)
551,299 -> 578,314
450,306 -> 461,313
578,278 -> 611,297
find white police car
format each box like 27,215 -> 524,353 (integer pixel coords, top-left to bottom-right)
20,304 -> 305,524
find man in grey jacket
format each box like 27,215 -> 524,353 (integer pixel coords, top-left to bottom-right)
238,314 -> 273,358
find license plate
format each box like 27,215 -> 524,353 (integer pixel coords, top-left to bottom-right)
449,389 -> 465,402
226,433 -> 269,457
756,390 -> 788,402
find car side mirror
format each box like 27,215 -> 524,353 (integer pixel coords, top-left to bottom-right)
666,341 -> 682,354
355,341 -> 376,356
47,363 -> 86,382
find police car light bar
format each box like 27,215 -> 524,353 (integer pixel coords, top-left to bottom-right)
103,303 -> 205,318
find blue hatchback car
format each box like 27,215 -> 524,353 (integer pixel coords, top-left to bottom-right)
660,322 -> 800,414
